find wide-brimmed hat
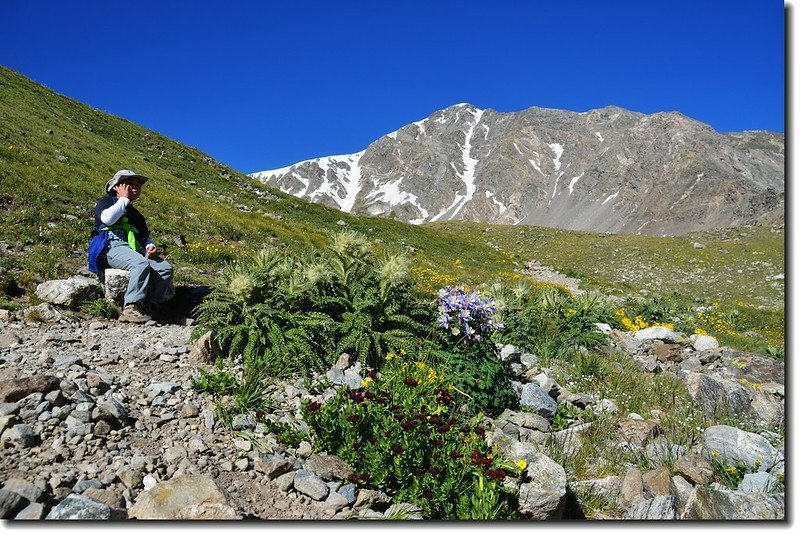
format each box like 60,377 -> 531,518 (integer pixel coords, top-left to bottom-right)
105,169 -> 149,194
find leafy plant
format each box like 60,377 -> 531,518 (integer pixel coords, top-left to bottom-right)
191,360 -> 239,397
494,285 -> 611,360
552,402 -> 593,431
302,352 -> 522,519
437,340 -> 518,418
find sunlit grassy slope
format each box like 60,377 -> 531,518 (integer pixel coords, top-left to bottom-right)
0,66 -> 784,350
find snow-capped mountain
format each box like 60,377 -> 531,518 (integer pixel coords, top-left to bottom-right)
250,104 -> 784,235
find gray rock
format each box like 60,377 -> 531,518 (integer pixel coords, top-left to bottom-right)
163,445 -> 188,464
519,352 -> 539,368
624,495 -> 678,519
144,382 -> 181,397
46,493 -> 124,520
550,422 -> 592,456
64,415 -> 92,435
738,472 -> 780,494
685,486 -> 784,519
0,402 -> 19,417
2,478 -> 45,503
323,489 -> 350,512
102,269 -> 130,305
231,413 -> 256,431
342,369 -> 364,390
670,475 -> 695,517
0,333 -> 21,347
35,276 -> 101,308
690,334 -> 720,351
72,479 -> 102,493
13,501 -> 46,520
293,469 -> 329,501
336,483 -> 357,505
517,451 -> 567,519
275,471 -> 295,492
23,303 -> 63,323
703,425 -> 778,471
633,326 -> 681,342
519,383 -> 557,419
0,488 -> 27,519
499,344 -> 519,362
1,423 -> 39,447
304,453 -> 354,481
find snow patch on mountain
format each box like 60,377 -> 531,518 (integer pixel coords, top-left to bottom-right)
430,107 -> 484,222
568,172 -> 584,195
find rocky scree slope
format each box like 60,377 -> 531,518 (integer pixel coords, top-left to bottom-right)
251,104 -> 783,236
0,283 -> 785,521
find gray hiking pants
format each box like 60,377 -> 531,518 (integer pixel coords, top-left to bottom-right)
106,241 -> 174,307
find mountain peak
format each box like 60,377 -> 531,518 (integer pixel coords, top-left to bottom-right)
250,104 -> 784,235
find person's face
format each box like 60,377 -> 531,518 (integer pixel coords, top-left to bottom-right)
116,179 -> 143,201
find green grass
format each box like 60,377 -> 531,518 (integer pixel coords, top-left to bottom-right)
0,65 -> 784,354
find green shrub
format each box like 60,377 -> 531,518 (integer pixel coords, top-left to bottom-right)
495,286 -> 612,360
302,352 -> 522,519
437,340 -> 518,417
195,232 -> 432,378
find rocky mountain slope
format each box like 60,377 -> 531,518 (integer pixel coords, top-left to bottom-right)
251,104 -> 784,236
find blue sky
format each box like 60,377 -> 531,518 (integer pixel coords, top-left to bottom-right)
0,0 -> 786,174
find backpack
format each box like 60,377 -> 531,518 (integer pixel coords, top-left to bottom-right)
87,228 -> 110,274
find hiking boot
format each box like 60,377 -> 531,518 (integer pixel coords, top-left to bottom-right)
143,301 -> 168,324
118,303 -> 153,324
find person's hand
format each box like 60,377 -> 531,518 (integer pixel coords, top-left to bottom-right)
116,183 -> 132,199
145,244 -> 157,258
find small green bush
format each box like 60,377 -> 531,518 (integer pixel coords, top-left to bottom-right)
302,352 -> 522,519
494,286 -> 612,360
437,340 -> 518,417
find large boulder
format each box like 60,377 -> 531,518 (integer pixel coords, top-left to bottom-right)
35,276 -> 101,308
517,452 -> 567,519
128,475 -> 238,520
684,486 -> 784,520
703,425 -> 779,472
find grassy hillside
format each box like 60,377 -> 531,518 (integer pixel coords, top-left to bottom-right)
0,66 -> 784,352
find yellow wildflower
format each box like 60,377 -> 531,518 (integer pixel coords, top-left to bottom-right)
516,459 -> 528,470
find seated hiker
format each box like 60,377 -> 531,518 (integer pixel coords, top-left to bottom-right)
93,169 -> 174,323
